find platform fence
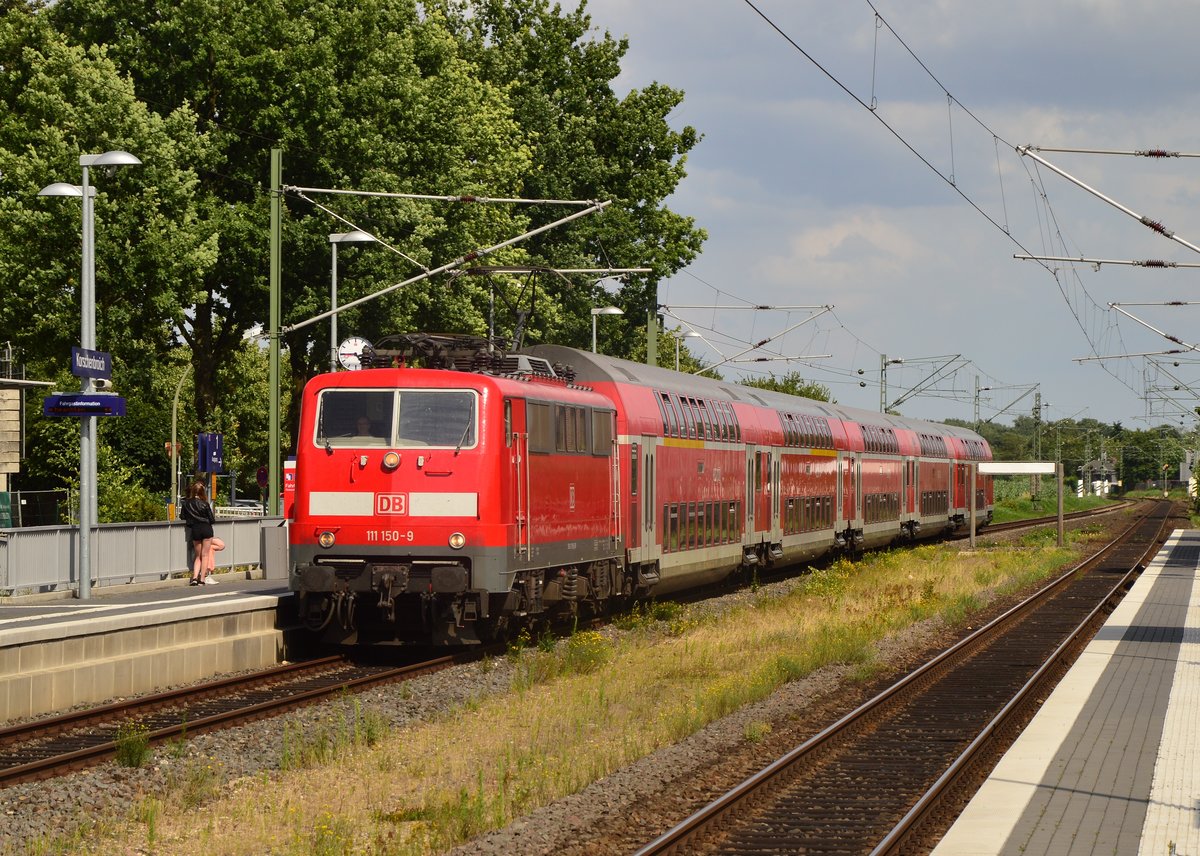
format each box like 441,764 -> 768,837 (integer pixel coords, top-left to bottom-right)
0,516 -> 286,595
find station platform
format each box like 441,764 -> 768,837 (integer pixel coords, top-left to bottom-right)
933,528 -> 1200,856
0,575 -> 298,723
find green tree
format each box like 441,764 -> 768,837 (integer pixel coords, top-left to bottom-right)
0,7 -> 214,372
6,0 -> 706,516
48,0 -> 535,438
741,371 -> 833,403
439,0 -> 707,353
0,5 -> 215,510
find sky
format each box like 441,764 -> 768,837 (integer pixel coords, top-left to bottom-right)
582,0 -> 1200,429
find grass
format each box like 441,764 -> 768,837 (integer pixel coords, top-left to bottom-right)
280,697 -> 389,771
989,491 -> 1116,524
20,524 -> 1106,856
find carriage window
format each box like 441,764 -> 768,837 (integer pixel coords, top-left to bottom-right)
556,405 -> 590,453
592,410 -> 613,455
670,395 -> 685,438
700,399 -> 715,440
656,392 -> 675,437
686,398 -> 701,439
576,408 -> 588,451
716,402 -> 730,440
529,402 -> 553,452
315,389 -> 396,447
557,406 -> 570,452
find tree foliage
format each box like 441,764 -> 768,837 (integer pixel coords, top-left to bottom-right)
1,0 -> 706,516
741,371 -> 834,403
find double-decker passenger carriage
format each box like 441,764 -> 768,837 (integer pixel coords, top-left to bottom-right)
290,334 -> 993,645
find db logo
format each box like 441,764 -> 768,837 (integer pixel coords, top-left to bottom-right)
375,493 -> 407,514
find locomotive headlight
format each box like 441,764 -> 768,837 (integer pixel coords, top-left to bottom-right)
448,532 -> 466,550
318,530 -> 336,549
382,451 -> 401,470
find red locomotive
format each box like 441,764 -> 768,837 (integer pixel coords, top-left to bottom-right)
290,334 -> 993,644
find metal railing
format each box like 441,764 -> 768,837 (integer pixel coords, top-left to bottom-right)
0,517 -> 286,595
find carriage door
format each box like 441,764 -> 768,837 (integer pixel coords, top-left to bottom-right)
836,454 -> 845,530
771,448 -> 782,541
840,456 -> 855,528
745,444 -> 757,539
853,456 -> 863,528
643,438 -> 657,557
754,449 -> 772,535
629,442 -> 640,551
506,398 -> 530,560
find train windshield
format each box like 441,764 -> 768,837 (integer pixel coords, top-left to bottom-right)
315,389 -> 476,449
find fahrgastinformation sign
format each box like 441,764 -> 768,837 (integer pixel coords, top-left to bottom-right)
43,393 -> 126,417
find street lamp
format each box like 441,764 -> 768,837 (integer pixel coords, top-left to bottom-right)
591,306 -> 623,353
676,330 -> 701,371
328,230 -> 378,371
169,365 -> 192,518
40,150 -> 141,600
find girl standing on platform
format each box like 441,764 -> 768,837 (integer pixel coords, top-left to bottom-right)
181,480 -> 216,586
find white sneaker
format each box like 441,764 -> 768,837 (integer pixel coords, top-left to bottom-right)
204,576 -> 219,585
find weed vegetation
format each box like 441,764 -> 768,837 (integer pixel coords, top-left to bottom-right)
38,527 -> 1103,855
113,720 -> 152,768
989,491 -> 1115,525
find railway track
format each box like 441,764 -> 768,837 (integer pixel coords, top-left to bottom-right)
635,499 -> 1181,856
0,651 -> 472,789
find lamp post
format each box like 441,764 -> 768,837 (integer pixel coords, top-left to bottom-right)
591,306 -> 623,353
39,150 -> 141,599
676,330 -> 701,372
170,365 -> 192,517
328,230 -> 378,371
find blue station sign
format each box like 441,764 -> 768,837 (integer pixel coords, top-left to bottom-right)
198,431 -> 224,473
71,347 -> 112,380
43,393 -> 127,417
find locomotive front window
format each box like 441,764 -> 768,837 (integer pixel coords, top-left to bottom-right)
314,389 -> 477,449
396,390 -> 476,448
315,390 -> 396,447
